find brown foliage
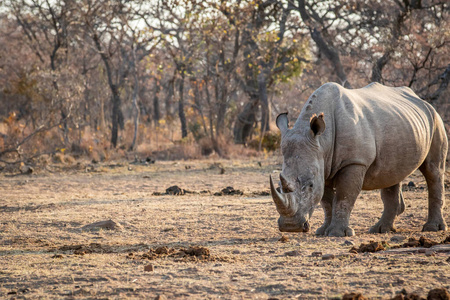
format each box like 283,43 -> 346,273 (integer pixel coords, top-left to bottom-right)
0,0 -> 448,163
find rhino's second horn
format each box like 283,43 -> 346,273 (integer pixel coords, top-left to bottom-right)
280,173 -> 293,193
270,175 -> 295,216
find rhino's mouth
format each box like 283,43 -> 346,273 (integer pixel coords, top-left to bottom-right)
278,218 -> 310,232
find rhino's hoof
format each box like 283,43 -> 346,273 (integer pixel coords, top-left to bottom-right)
325,226 -> 355,237
369,223 -> 397,234
422,221 -> 448,232
315,224 -> 329,236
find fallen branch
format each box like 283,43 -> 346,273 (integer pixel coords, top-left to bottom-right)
0,108 -> 72,164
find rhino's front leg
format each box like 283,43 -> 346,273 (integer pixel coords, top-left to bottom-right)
325,165 -> 366,237
315,186 -> 334,236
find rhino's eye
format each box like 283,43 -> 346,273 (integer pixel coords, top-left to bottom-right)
303,180 -> 313,189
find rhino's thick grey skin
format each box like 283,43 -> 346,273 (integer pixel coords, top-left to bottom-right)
272,82 -> 448,236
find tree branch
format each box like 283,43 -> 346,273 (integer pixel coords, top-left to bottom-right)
425,64 -> 450,103
0,107 -> 72,162
295,0 -> 352,88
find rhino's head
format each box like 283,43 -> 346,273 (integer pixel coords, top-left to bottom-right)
271,112 -> 326,232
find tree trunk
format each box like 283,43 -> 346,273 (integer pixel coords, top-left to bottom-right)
233,98 -> 258,144
296,0 -> 352,88
371,7 -> 407,83
192,80 -> 208,137
202,79 -> 225,157
60,109 -> 70,146
92,33 -> 123,148
152,80 -> 161,127
130,66 -> 140,151
204,78 -> 215,140
215,80 -> 228,136
164,77 -> 175,119
371,52 -> 391,83
178,74 -> 188,138
427,64 -> 450,105
138,86 -> 151,123
111,86 -> 122,148
258,71 -> 270,132
232,72 -> 270,144
100,97 -> 106,131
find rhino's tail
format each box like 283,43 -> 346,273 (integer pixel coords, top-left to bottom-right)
397,189 -> 405,216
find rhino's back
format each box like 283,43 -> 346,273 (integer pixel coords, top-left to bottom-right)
331,83 -> 437,189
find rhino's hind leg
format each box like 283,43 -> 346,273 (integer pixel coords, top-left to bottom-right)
315,186 -> 334,236
419,158 -> 448,230
369,184 -> 401,234
420,164 -> 447,231
419,118 -> 447,232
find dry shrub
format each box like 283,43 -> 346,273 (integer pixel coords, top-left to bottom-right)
135,142 -> 154,158
0,122 -> 7,135
198,137 -> 214,156
227,143 -> 260,158
0,135 -> 4,150
1,113 -> 21,145
0,123 -> 6,150
195,135 -> 261,159
106,148 -> 127,161
72,126 -> 110,162
1,113 -> 272,166
50,152 -> 75,165
151,143 -> 201,160
247,131 -> 281,152
146,134 -> 202,160
214,135 -> 233,156
47,152 -> 76,166
64,154 -> 76,165
52,153 -> 65,164
38,154 -> 50,166
1,114 -> 66,167
135,130 -> 239,161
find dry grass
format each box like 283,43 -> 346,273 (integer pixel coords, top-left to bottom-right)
0,115 -> 268,170
0,158 -> 449,299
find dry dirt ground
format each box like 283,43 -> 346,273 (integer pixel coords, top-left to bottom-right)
1,157 -> 449,299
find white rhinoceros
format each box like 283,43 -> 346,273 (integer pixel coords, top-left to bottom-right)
271,82 -> 448,236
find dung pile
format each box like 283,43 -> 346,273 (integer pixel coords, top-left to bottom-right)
350,235 -> 450,254
350,241 -> 389,253
342,288 -> 450,300
152,185 -> 194,196
214,186 -> 243,196
128,245 -> 230,262
58,243 -> 115,255
165,185 -> 186,195
400,236 -> 442,248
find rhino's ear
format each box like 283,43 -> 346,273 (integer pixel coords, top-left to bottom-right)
310,113 -> 325,137
276,112 -> 289,135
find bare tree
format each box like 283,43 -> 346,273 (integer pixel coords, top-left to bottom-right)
226,0 -> 309,143
9,0 -> 77,144
80,0 -> 156,148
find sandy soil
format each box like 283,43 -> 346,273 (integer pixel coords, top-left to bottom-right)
0,157 -> 449,299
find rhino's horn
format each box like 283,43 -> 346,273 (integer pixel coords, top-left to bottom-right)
270,175 -> 295,216
280,173 -> 293,193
